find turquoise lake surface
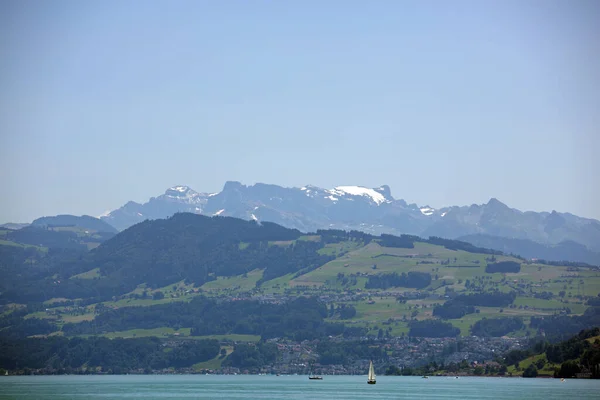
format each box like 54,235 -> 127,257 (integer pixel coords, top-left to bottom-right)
1,375 -> 599,400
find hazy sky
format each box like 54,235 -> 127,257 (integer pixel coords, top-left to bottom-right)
1,0 -> 599,223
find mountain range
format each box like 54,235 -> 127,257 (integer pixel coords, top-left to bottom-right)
96,181 -> 600,264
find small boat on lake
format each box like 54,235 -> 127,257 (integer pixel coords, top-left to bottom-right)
309,366 -> 322,380
367,361 -> 376,384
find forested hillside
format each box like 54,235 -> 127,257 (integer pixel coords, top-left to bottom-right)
0,213 -> 510,304
1,212 -> 599,374
504,328 -> 600,378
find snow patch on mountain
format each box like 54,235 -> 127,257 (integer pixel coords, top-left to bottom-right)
420,206 -> 435,216
326,195 -> 339,202
98,210 -> 112,218
251,214 -> 258,221
332,186 -> 388,205
162,186 -> 208,207
214,209 -> 225,216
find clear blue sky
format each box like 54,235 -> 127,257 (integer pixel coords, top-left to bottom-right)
1,0 -> 598,222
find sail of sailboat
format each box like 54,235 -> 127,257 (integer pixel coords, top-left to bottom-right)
367,361 -> 376,384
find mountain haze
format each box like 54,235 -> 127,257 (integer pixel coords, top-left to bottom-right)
458,234 -> 600,266
32,215 -> 118,234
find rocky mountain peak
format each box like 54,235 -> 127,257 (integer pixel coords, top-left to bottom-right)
486,198 -> 508,209
165,185 -> 194,196
97,181 -> 600,256
374,185 -> 393,200
222,181 -> 245,192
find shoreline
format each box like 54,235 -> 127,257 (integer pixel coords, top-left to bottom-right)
0,372 -> 573,379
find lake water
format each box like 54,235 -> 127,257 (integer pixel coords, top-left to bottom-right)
1,375 -> 599,400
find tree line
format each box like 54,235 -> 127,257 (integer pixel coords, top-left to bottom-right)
61,296 -> 364,341
485,261 -> 521,273
504,327 -> 600,378
0,336 -> 219,373
365,272 -> 432,290
530,307 -> 600,339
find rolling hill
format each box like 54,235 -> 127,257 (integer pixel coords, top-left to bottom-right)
1,212 -> 598,346
0,223 -> 115,252
32,214 -> 118,234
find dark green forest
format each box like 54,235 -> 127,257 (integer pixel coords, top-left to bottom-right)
0,336 -> 219,373
365,271 -> 432,290
485,261 -> 521,273
530,308 -> 600,340
470,317 -> 524,337
432,300 -> 476,319
222,343 -> 279,369
408,320 -> 461,338
62,296 -> 345,341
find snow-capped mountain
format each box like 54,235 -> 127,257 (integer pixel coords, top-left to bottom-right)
307,185 -> 392,205
100,181 -> 600,255
100,185 -> 211,231
197,181 -> 402,234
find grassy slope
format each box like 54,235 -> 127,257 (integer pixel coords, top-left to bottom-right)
277,240 -> 598,336
70,268 -> 101,279
100,327 -> 192,339
24,236 -> 600,341
290,242 -> 521,287
507,353 -> 558,376
201,269 -> 263,292
193,346 -> 234,371
0,238 -> 47,251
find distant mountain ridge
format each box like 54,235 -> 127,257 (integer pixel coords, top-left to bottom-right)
99,185 -> 210,231
0,215 -> 118,251
98,182 -> 600,263
33,214 -> 117,234
457,234 -> 600,266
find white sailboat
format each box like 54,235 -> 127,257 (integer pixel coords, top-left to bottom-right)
367,361 -> 376,384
